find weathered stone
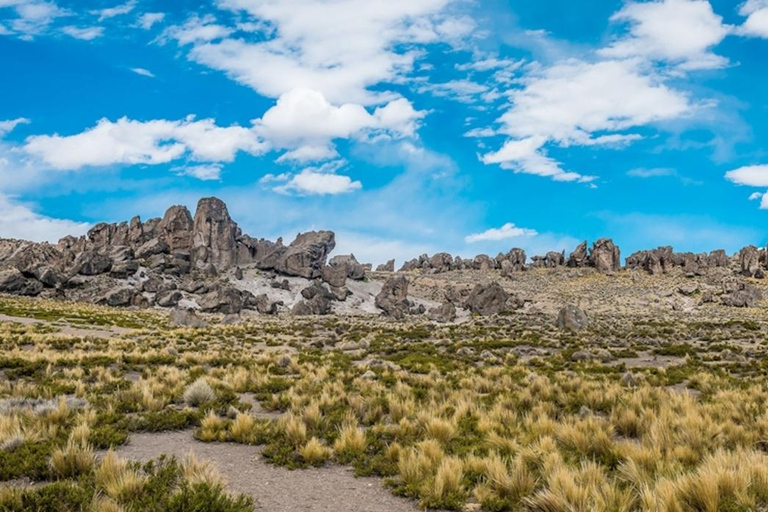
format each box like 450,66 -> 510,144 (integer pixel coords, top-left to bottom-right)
376,259 -> 395,272
191,197 -> 239,271
375,275 -> 410,319
156,290 -> 182,308
329,254 -> 366,280
135,238 -> 169,260
590,238 -> 621,273
0,269 -> 43,296
322,264 -> 347,288
75,251 -> 112,276
252,293 -> 281,315
277,231 -> 336,279
739,246 -> 760,277
170,309 -> 208,328
464,282 -> 509,316
556,304 -> 589,331
427,302 -> 457,323
158,205 -> 193,252
567,241 -> 588,268
198,285 -> 248,314
100,287 -> 135,307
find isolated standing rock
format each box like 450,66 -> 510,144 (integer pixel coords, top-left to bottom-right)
375,275 -> 410,319
159,205 -> 194,252
740,246 -> 760,277
589,238 -> 621,273
556,304 -> 589,331
191,197 -> 239,271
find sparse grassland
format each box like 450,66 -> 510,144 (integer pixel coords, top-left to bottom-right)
2,292 -> 768,511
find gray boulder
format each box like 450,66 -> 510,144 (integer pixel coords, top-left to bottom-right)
191,197 -> 239,271
376,259 -> 395,272
158,205 -> 194,252
277,231 -> 336,279
322,264 -> 347,288
135,238 -> 169,260
75,251 -> 112,276
375,275 -> 410,319
464,282 -> 509,316
156,290 -> 182,308
567,242 -> 588,268
0,269 -> 43,296
198,285 -> 249,314
100,287 -> 136,307
427,302 -> 457,323
589,238 -> 621,273
329,254 -> 366,280
740,246 -> 760,277
556,304 -> 589,331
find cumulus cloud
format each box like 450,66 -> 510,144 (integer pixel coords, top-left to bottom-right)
269,161 -> 362,196
160,15 -> 233,45
725,165 -> 768,187
481,136 -> 594,182
24,116 -> 267,170
465,222 -> 538,243
600,0 -> 730,70
172,0 -> 467,105
255,88 -> 426,161
62,25 -> 104,40
0,194 -> 89,242
172,163 -> 223,181
738,0 -> 768,38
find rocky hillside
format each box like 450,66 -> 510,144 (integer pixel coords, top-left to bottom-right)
0,197 -> 766,322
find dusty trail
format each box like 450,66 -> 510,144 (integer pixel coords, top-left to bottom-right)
116,431 -> 424,512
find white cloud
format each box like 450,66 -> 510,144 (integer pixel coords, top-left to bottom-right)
0,117 -> 29,137
725,165 -> 768,187
465,222 -> 538,244
0,194 -> 89,242
62,25 -> 104,40
130,67 -> 155,77
276,145 -> 339,164
0,0 -> 69,37
627,167 -> 676,178
600,0 -> 730,70
177,0 -> 466,105
161,15 -> 233,45
172,163 -> 223,181
481,136 -> 595,182
91,0 -> 136,21
271,162 -> 362,196
138,12 -> 165,30
749,191 -> 764,201
738,0 -> 768,38
254,88 -> 425,158
24,116 -> 267,170
482,58 -> 692,182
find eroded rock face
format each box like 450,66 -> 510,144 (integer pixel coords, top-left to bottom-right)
198,284 -> 252,314
192,197 -> 239,271
293,281 -> 334,316
159,205 -> 194,252
740,246 -> 760,277
568,242 -> 588,268
277,231 -> 335,279
556,304 -> 589,331
0,269 -> 43,296
464,282 -> 509,316
589,239 -> 621,273
375,275 -> 410,319
329,254 -> 365,280
376,259 -> 395,272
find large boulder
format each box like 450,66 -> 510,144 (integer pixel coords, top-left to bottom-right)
191,197 -> 239,271
0,269 -> 43,296
322,264 -> 347,288
293,281 -> 334,316
473,254 -> 497,272
135,238 -> 169,260
277,231 -> 335,279
464,282 -> 509,316
252,294 -> 281,315
75,251 -> 112,276
375,275 -> 410,319
589,239 -> 621,273
170,309 -> 208,328
498,248 -> 526,273
99,287 -> 136,307
198,285 -> 250,314
329,254 -> 366,280
556,304 -> 589,331
156,289 -> 182,308
429,253 -> 454,274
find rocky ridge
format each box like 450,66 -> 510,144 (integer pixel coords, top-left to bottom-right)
1,197 -> 767,320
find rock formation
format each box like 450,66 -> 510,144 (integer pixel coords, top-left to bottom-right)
375,275 -> 411,319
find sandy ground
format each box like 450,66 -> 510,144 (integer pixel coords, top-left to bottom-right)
115,430 -> 424,512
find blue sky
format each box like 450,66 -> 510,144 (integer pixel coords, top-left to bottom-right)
2,0 -> 768,265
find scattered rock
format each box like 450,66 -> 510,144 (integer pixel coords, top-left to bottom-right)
464,282 -> 509,316
169,309 -> 208,328
374,276 -> 410,319
427,302 -> 457,323
556,304 -> 589,331
376,260 -> 395,272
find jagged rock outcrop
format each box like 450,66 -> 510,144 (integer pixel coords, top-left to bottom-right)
322,264 -> 347,288
277,231 -> 335,279
158,205 -> 194,252
567,242 -> 588,268
376,260 -> 395,272
293,281 -> 334,316
464,282 -> 509,316
556,305 -> 589,331
627,247 -> 730,275
589,239 -> 620,273
375,275 -> 410,319
198,284 -> 254,315
740,246 -> 760,277
0,269 -> 43,296
191,197 -> 239,272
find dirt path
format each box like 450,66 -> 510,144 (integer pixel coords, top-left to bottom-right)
115,431 -> 423,512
